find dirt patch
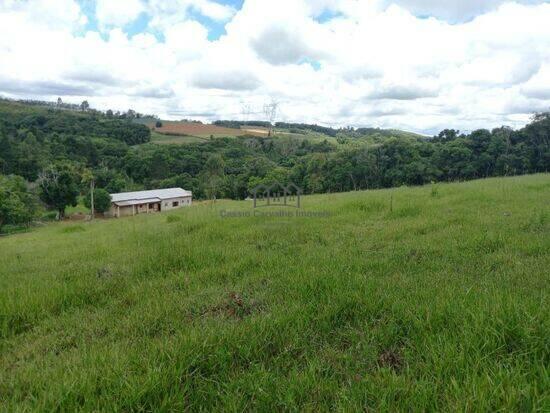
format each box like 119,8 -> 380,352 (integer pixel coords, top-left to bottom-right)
241,128 -> 269,135
97,266 -> 114,278
206,292 -> 262,320
378,348 -> 403,372
151,122 -> 266,137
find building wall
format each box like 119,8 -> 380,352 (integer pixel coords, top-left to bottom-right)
108,196 -> 192,218
161,196 -> 192,211
118,205 -> 135,217
106,205 -> 135,218
107,205 -> 118,218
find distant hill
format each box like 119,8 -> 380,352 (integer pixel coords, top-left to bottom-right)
212,120 -> 425,141
0,98 -> 150,180
1,98 -> 548,205
0,98 -> 150,145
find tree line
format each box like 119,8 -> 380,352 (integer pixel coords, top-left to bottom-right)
0,98 -> 548,232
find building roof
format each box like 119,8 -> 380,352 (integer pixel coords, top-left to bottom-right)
113,198 -> 161,207
110,188 -> 192,203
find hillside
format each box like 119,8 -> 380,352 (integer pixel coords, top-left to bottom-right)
151,121 -> 268,140
0,99 -> 150,147
0,99 -> 150,182
149,119 -> 425,145
1,175 -> 549,411
2,98 -> 549,202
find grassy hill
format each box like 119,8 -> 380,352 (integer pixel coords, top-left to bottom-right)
1,174 -> 549,411
145,118 -> 425,146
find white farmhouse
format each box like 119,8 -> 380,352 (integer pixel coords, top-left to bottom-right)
108,188 -> 192,218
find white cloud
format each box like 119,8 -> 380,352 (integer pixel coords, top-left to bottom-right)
0,0 -> 86,28
377,0 -> 547,22
164,20 -> 210,60
368,84 -> 439,100
521,65 -> 550,100
250,25 -> 321,65
192,0 -> 236,20
1,0 -> 550,133
95,0 -> 145,28
147,0 -> 235,31
191,69 -> 261,90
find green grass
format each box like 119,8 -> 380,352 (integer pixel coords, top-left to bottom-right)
150,131 -> 210,145
1,175 -> 549,411
150,128 -> 337,145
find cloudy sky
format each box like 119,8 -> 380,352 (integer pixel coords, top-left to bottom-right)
1,0 -> 550,134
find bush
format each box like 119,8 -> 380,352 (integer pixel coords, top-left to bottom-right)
41,211 -> 58,221
0,174 -> 38,232
84,188 -> 112,213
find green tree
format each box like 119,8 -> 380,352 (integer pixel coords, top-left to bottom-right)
521,112 -> 550,172
0,175 -> 37,232
38,164 -> 80,219
84,188 -> 112,214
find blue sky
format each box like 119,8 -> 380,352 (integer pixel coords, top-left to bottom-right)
75,0 -> 345,41
77,0 -> 245,40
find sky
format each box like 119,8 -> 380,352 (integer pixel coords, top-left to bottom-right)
1,0 -> 550,134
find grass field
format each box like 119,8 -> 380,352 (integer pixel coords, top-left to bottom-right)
149,122 -> 339,145
150,130 -> 210,145
1,175 -> 549,411
150,122 -> 268,139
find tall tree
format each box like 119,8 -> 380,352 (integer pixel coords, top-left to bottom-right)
84,188 -> 112,214
38,163 -> 80,219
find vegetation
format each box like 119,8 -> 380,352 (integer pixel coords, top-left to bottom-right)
0,98 -> 150,181
84,188 -> 112,214
0,98 -> 548,229
37,163 -> 81,219
275,121 -> 339,137
214,120 -> 271,129
0,174 -> 548,410
0,174 -> 36,232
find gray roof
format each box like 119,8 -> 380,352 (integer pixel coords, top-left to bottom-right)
113,198 -> 161,207
111,188 -> 192,203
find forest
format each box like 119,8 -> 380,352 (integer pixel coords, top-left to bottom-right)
0,97 -> 549,230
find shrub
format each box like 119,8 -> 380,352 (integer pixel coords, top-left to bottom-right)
84,188 -> 112,214
0,174 -> 38,232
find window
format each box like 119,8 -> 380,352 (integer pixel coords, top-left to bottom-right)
172,201 -> 179,207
